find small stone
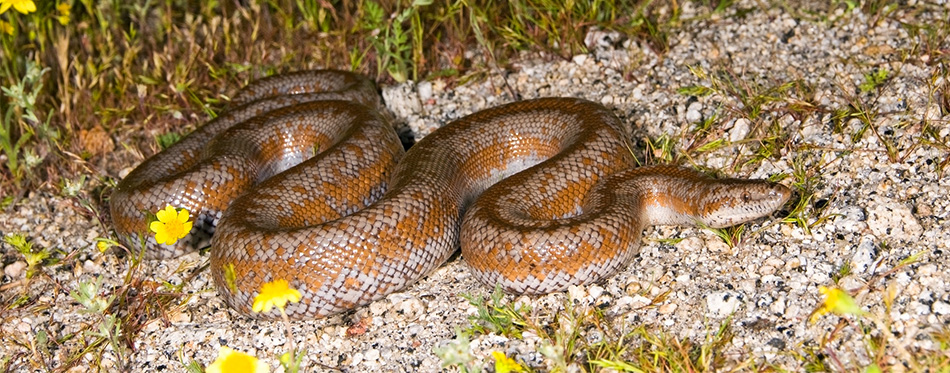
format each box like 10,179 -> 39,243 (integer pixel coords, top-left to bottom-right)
686,102 -> 703,122
629,295 -> 652,308
706,291 -> 742,317
572,54 -> 588,65
851,237 -> 878,273
933,301 -> 950,315
674,273 -> 691,284
738,279 -> 756,294
364,348 -> 381,361
369,301 -> 388,317
838,276 -> 865,293
396,297 -> 425,319
866,196 -> 924,241
82,260 -> 102,274
4,261 -> 27,278
417,81 -> 433,101
624,281 -> 642,295
918,264 -> 937,276
675,236 -> 704,252
16,320 -> 31,333
658,303 -> 677,314
767,338 -> 786,350
786,256 -> 803,270
588,285 -> 604,299
705,237 -> 730,253
730,118 -> 751,142
769,297 -> 787,315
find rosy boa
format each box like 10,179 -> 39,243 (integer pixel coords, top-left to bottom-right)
111,70 -> 791,319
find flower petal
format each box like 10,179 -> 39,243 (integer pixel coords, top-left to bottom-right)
154,230 -> 170,245
14,0 -> 36,14
177,208 -> 190,223
155,205 -> 174,222
252,279 -> 301,314
149,220 -> 163,234
207,346 -> 269,373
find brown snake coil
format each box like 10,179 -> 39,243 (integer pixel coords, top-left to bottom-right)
111,70 -> 791,319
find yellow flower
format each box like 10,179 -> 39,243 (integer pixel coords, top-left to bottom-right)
206,346 -> 270,373
810,285 -> 867,323
56,3 -> 70,25
252,279 -> 302,314
492,351 -> 525,373
0,0 -> 37,15
0,20 -> 12,35
149,205 -> 193,245
96,240 -> 111,253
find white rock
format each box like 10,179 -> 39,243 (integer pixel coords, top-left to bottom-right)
588,285 -> 604,299
3,261 -> 27,278
932,301 -> 950,315
369,300 -> 389,317
417,81 -> 433,101
705,291 -> 743,317
658,303 -> 677,314
866,196 -> 924,241
851,236 -> 877,273
730,118 -> 751,142
686,102 -> 703,122
364,348 -> 381,361
769,297 -> 787,315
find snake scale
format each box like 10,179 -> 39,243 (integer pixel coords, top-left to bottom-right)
111,70 -> 791,319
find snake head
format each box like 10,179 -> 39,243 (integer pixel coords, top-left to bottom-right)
697,180 -> 792,228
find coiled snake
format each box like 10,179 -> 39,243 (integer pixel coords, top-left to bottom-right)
111,70 -> 791,319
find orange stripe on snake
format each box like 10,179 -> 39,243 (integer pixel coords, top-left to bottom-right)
111,70 -> 791,319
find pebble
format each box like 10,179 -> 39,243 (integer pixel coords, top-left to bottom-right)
706,291 -> 743,318
850,237 -> 878,274
866,196 -> 924,241
658,303 -> 678,314
932,301 -> 950,315
417,81 -> 433,102
685,101 -> 703,122
729,118 -> 751,141
4,261 -> 27,278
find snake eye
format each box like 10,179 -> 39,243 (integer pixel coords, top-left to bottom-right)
742,192 -> 752,203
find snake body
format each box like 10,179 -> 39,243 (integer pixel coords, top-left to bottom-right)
111,70 -> 791,319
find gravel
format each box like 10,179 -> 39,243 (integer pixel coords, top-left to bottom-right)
2,2 -> 949,372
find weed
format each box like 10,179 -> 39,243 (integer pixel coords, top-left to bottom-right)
831,261 -> 853,284
704,224 -> 746,248
644,134 -> 678,164
0,61 -> 55,192
434,329 -> 480,373
462,286 -> 531,338
447,286 -> 757,371
858,68 -> 889,94
156,131 -> 183,150
804,250 -> 935,371
3,233 -> 51,279
68,276 -> 129,369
